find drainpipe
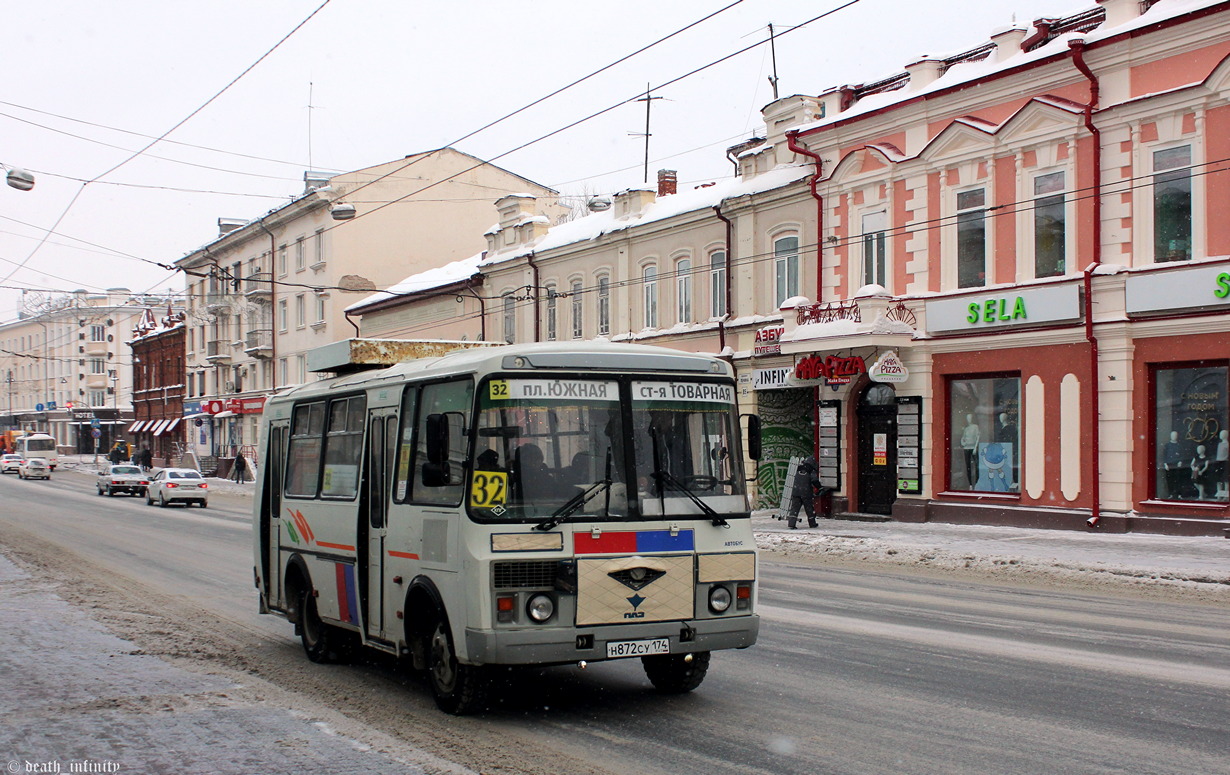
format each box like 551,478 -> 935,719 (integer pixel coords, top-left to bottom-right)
785,130 -> 825,304
1070,38 -> 1103,528
526,252 -> 540,342
256,220 -> 279,391
463,278 -> 487,342
343,310 -> 360,337
713,204 -> 734,352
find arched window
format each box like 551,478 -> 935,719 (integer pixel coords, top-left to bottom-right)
773,236 -> 799,306
643,265 -> 658,329
545,285 -> 558,341
709,250 -> 727,318
597,275 -> 611,335
502,294 -> 516,344
676,258 -> 692,323
571,279 -> 583,339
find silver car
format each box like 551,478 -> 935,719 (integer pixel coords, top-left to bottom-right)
145,467 -> 209,508
1,454 -> 23,474
18,457 -> 51,480
97,464 -> 149,496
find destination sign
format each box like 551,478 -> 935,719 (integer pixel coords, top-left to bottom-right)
490,379 -> 618,401
632,381 -> 735,403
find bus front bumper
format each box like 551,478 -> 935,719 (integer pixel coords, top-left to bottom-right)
463,614 -> 759,666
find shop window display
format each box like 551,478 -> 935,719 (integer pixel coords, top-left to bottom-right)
1153,364 -> 1228,501
949,376 -> 1020,493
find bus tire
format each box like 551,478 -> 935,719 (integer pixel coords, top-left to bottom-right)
642,650 -> 710,694
426,616 -> 487,715
298,586 -> 354,665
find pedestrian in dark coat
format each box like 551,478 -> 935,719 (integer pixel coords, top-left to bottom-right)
787,455 -> 821,529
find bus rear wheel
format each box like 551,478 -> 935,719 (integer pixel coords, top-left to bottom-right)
426,617 -> 487,715
298,587 -> 354,664
642,651 -> 710,693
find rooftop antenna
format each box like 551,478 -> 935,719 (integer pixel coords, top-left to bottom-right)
307,82 -> 317,172
629,84 -> 665,184
745,23 -> 798,100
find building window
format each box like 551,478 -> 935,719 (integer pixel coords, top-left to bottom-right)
773,236 -> 799,307
296,355 -> 307,383
545,286 -> 558,342
502,294 -> 515,344
278,299 -> 288,332
1154,146 -> 1192,263
709,251 -> 726,319
295,294 -> 306,328
1034,172 -> 1066,278
90,325 -> 106,342
315,293 -> 326,323
948,375 -> 1020,493
313,229 -> 325,267
295,237 -> 306,271
89,358 -> 105,374
278,359 -> 289,387
643,265 -> 658,329
278,244 -> 288,276
571,280 -> 583,339
676,258 -> 692,323
956,189 -> 987,288
861,211 -> 888,289
89,390 -> 106,406
597,276 -> 611,335
1153,363 -> 1227,501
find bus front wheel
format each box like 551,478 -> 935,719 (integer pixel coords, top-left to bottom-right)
642,650 -> 711,693
426,617 -> 487,715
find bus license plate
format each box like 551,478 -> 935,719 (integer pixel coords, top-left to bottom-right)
606,638 -> 670,659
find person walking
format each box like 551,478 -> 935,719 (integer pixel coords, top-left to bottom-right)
786,455 -> 821,529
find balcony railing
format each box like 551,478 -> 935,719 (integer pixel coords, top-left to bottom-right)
205,339 -> 232,362
205,292 -> 231,310
244,272 -> 272,300
243,329 -> 273,358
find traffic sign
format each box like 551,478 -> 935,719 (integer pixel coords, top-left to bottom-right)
90,418 -> 100,428
91,428 -> 101,439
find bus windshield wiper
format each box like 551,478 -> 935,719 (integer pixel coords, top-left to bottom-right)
535,479 -> 612,531
648,426 -> 726,527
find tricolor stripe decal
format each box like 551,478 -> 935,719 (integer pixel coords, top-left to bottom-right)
335,563 -> 358,625
574,529 -> 694,554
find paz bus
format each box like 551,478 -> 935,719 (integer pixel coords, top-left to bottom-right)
15,432 -> 58,470
253,339 -> 761,714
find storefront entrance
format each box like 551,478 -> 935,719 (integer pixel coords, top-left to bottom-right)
857,383 -> 897,515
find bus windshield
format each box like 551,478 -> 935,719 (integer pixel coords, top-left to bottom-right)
471,377 -> 628,521
630,380 -> 746,517
26,437 -> 55,453
468,376 -> 746,523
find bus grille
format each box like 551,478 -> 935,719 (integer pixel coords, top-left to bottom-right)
493,561 -> 558,590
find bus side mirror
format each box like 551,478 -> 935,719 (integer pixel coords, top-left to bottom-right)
425,413 -> 449,464
745,415 -> 762,461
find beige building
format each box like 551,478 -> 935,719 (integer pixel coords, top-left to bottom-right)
175,148 -> 566,467
0,289 -> 161,453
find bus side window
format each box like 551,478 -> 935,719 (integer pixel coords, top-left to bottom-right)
394,386 -> 418,502
413,379 -> 472,505
286,402 -> 326,497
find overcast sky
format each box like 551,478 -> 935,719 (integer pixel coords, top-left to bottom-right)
1,0 -> 1081,323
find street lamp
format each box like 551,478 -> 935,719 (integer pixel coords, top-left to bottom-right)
3,164 -> 34,192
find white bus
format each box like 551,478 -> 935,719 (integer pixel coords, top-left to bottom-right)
16,433 -> 58,470
253,340 -> 761,714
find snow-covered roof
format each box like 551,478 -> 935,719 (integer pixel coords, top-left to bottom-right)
480,164 -> 812,268
346,253 -> 483,312
793,0 -> 1228,136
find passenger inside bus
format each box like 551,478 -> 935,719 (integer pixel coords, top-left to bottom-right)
513,443 -> 557,504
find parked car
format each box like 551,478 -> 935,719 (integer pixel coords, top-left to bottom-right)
17,457 -> 51,480
97,464 -> 149,497
1,454 -> 23,474
146,468 -> 209,508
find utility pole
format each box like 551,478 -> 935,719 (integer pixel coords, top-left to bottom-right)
767,23 -> 781,100
630,84 -> 665,185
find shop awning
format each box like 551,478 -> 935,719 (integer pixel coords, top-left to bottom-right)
163,418 -> 182,434
129,420 -> 146,433
212,411 -> 236,419
149,419 -> 170,436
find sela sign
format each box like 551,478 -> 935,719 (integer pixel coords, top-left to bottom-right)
794,354 -> 867,386
869,351 -> 909,383
1125,263 -> 1230,316
753,325 -> 785,357
926,284 -> 1080,334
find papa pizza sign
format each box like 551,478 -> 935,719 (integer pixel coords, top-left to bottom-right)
869,351 -> 909,384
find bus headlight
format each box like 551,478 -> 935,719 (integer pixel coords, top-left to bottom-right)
527,593 -> 555,623
708,585 -> 732,614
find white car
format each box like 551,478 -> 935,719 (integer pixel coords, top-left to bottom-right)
18,457 -> 51,480
97,464 -> 149,496
1,454 -> 23,474
146,467 -> 209,508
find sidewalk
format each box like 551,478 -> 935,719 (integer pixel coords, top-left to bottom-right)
753,510 -> 1230,593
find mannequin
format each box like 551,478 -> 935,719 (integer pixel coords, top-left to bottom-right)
960,414 -> 979,488
1216,430 -> 1229,500
998,412 -> 1019,489
1161,430 -> 1184,498
1190,444 -> 1211,500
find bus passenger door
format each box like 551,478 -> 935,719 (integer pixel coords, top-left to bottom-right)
262,422 -> 288,608
365,410 -> 398,640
